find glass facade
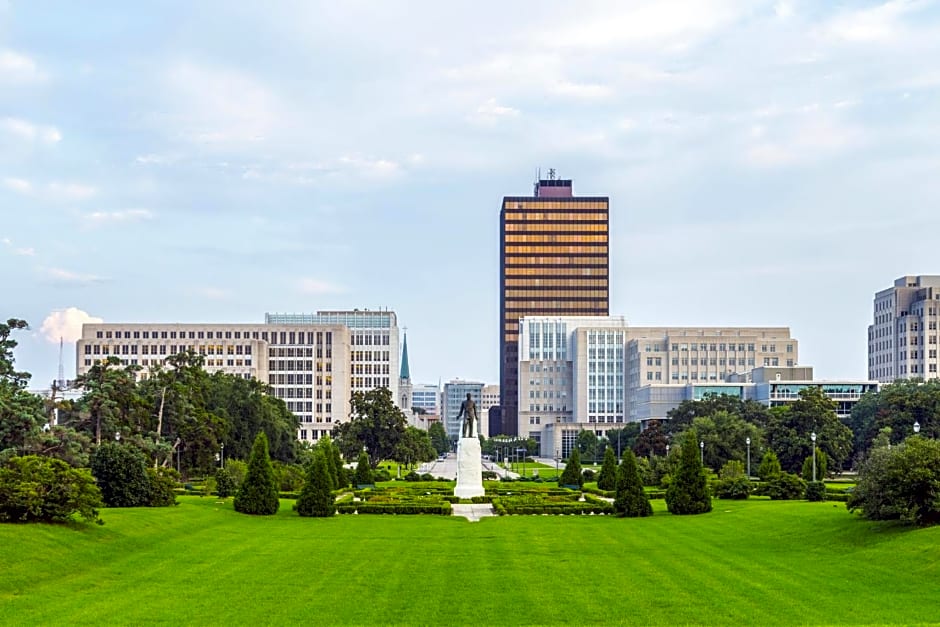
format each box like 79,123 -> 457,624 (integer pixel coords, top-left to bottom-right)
499,181 -> 609,435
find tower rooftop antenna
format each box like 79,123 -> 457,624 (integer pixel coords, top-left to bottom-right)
57,337 -> 66,388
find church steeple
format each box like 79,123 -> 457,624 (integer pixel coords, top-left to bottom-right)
400,332 -> 411,380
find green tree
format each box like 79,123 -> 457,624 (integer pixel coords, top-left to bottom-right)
596,446 -> 618,491
295,450 -> 335,517
849,380 -> 940,456
353,449 -> 374,486
801,448 -> 828,482
74,356 -> 143,446
757,450 -> 781,480
665,430 -> 712,515
687,410 -> 763,473
666,394 -> 770,434
394,426 -> 437,470
333,388 -> 407,468
715,460 -> 750,500
428,422 -> 450,456
0,455 -> 102,523
765,387 -> 853,473
215,467 -> 237,498
576,429 -> 599,462
605,424 -> 641,458
848,437 -> 940,526
633,420 -> 668,458
90,442 -> 151,507
234,432 -> 279,515
316,435 -> 340,487
559,448 -> 583,488
146,467 -> 178,507
613,450 -> 652,517
0,319 -> 52,459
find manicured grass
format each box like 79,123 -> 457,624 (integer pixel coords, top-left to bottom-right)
2,497 -> 939,625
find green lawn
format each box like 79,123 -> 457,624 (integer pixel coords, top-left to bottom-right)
2,497 -> 939,625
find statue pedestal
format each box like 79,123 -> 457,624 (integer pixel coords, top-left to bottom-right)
454,437 -> 485,499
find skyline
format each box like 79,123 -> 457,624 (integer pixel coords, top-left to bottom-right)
4,1 -> 940,388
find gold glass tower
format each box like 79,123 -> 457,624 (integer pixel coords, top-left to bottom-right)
498,176 -> 609,435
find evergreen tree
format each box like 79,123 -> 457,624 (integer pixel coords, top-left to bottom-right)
801,448 -> 828,482
353,449 -> 373,486
597,446 -> 618,491
559,448 -> 583,488
665,430 -> 712,515
296,450 -> 335,517
330,440 -> 348,489
317,435 -> 339,487
613,450 -> 652,517
757,450 -> 782,481
90,442 -> 151,507
234,432 -> 279,515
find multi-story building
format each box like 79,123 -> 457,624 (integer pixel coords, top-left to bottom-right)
868,276 -> 940,382
480,384 -> 500,439
411,383 -> 441,415
499,174 -> 609,436
442,379 -> 484,440
398,332 -> 412,412
517,316 -> 800,456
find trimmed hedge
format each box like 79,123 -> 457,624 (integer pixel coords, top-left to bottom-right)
337,502 -> 451,515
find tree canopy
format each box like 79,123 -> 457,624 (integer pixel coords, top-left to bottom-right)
333,388 -> 407,468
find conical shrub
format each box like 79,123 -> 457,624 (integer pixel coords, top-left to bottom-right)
296,450 -> 335,517
665,430 -> 712,515
234,432 -> 280,515
614,450 -> 653,517
597,446 -> 618,491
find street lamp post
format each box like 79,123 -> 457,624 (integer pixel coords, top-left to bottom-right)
699,440 -> 704,465
555,449 -> 560,477
746,437 -> 751,479
665,444 -> 670,457
220,443 -> 225,469
811,432 -> 817,482
914,421 -> 921,435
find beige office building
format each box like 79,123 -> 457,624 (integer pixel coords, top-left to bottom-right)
517,316 -> 798,456
76,310 -> 401,443
869,276 -> 940,382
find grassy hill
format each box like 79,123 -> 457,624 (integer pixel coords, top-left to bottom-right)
1,496 -> 938,625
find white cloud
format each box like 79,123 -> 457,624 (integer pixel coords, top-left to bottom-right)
0,49 -> 45,82
823,0 -> 924,43
83,209 -> 153,224
0,117 -> 61,143
548,80 -> 613,100
297,278 -> 346,295
745,114 -> 863,167
135,153 -> 179,165
47,182 -> 97,200
1,177 -> 32,193
44,267 -> 106,285
13,247 -> 35,256
40,308 -> 103,343
476,98 -> 519,117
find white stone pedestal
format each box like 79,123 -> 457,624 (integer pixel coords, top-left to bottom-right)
454,437 -> 485,499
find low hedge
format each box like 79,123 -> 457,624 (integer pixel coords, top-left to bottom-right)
337,502 -> 452,515
492,499 -> 613,516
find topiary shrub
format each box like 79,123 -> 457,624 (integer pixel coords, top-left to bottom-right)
715,477 -> 751,500
0,455 -> 102,523
596,447 -> 618,491
354,450 -> 374,486
146,467 -> 178,507
234,432 -> 280,515
764,472 -> 805,500
403,470 -> 420,482
373,468 -> 391,482
295,450 -> 335,517
665,430 -> 712,515
215,467 -> 237,498
581,469 -> 596,482
559,449 -> 583,488
90,442 -> 151,507
757,450 -> 782,481
801,449 -> 828,483
804,481 -> 826,502
613,450 -> 652,517
420,473 -> 434,481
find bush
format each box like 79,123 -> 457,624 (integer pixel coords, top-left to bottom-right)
757,451 -> 782,481
559,449 -> 583,488
665,430 -> 712,515
373,468 -> 391,482
276,462 -> 305,492
596,447 -> 618,491
234,432 -> 280,516
581,469 -> 596,482
764,472 -> 805,500
805,481 -> 826,502
715,477 -> 751,500
225,459 -> 248,487
354,450 -> 374,486
215,467 -> 237,498
0,455 -> 102,523
482,470 -> 498,480
420,473 -> 434,481
90,443 -> 152,508
801,449 -> 828,483
613,451 -> 652,517
295,450 -> 335,517
848,437 -> 940,525
403,471 -> 420,482
146,467 -> 178,507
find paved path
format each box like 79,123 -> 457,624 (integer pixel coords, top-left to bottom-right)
417,453 -> 519,480
451,503 -> 496,522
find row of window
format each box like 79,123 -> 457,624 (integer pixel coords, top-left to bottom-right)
84,343 -> 253,356
268,360 -> 333,372
350,334 -> 390,346
269,347 -> 331,358
268,374 -> 333,386
94,329 -> 333,344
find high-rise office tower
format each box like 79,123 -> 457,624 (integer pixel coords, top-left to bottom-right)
869,275 -> 940,382
498,173 -> 609,435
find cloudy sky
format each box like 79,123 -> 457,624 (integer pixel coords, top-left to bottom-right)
3,0 -> 940,388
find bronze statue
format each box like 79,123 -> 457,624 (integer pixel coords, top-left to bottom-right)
455,393 -> 478,438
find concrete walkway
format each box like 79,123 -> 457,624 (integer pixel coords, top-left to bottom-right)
450,503 -> 496,522
417,453 -> 519,480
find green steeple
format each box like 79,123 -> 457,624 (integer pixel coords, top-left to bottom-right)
400,333 -> 410,380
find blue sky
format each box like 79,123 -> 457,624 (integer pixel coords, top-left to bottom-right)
3,0 -> 940,388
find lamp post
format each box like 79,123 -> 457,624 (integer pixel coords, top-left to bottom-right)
555,449 -> 560,477
699,440 -> 704,465
665,444 -> 670,457
811,432 -> 817,482
115,432 -> 121,442
914,421 -> 921,435
220,442 -> 225,469
746,437 -> 751,479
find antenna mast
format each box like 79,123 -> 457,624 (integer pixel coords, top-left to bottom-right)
58,337 -> 66,388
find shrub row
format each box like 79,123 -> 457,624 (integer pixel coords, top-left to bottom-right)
336,502 -> 452,515
492,499 -> 613,516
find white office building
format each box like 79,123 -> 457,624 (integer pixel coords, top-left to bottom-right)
868,275 -> 940,382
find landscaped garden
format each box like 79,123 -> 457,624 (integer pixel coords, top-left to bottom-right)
2,496 -> 938,625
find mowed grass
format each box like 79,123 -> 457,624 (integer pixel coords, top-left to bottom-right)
2,497 -> 939,625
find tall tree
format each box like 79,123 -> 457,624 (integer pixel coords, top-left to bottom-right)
665,430 -> 712,515
295,449 -> 335,518
428,422 -> 450,456
605,424 -> 641,458
234,432 -> 280,515
596,446 -> 618,491
633,420 -> 668,459
394,426 -> 436,470
576,429 -> 599,461
765,387 -> 853,473
687,410 -> 763,473
332,388 -> 407,468
559,448 -> 583,488
666,394 -> 770,434
73,356 -> 143,446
